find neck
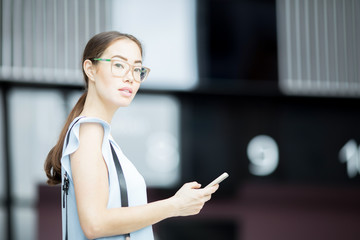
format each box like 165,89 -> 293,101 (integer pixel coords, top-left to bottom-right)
80,89 -> 117,124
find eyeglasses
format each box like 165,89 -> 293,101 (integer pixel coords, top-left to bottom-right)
92,57 -> 150,82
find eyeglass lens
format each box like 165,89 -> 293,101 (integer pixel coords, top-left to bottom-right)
111,59 -> 148,82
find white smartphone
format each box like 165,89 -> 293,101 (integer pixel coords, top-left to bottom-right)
205,172 -> 229,188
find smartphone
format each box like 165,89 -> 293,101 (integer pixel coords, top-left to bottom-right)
205,172 -> 229,188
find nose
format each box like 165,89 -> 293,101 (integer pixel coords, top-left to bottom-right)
123,69 -> 134,83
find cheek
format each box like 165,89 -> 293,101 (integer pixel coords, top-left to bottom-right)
102,78 -> 115,89
96,69 -> 115,89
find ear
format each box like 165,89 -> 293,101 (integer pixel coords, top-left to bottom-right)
83,59 -> 96,82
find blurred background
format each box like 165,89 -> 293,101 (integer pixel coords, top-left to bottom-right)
1,0 -> 360,239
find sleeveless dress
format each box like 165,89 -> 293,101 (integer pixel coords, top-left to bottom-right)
61,116 -> 154,240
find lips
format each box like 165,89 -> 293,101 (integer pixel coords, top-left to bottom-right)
118,87 -> 133,97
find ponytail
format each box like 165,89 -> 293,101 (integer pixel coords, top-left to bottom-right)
44,92 -> 87,185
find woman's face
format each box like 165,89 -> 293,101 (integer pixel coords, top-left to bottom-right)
91,38 -> 142,109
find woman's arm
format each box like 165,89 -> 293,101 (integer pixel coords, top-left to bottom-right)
71,122 -> 218,239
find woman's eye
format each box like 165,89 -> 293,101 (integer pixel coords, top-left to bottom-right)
134,68 -> 141,73
114,63 -> 124,69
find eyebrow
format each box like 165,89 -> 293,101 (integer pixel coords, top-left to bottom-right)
112,55 -> 142,64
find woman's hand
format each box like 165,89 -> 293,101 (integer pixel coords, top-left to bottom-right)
170,181 -> 219,217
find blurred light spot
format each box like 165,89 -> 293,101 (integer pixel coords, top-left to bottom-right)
339,139 -> 360,178
247,135 -> 279,176
146,132 -> 180,173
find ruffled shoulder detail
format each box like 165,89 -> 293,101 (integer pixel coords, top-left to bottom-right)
61,116 -> 111,180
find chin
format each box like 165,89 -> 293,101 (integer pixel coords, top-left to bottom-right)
119,103 -> 131,108
108,93 -> 136,108
116,99 -> 133,108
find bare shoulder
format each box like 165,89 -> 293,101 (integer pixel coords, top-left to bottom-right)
79,122 -> 105,143
72,122 -> 106,159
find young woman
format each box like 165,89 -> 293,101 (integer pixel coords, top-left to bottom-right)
44,31 -> 219,240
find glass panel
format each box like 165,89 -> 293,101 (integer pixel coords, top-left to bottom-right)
9,89 -> 66,240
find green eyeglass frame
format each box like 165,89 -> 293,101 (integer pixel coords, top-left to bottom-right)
92,57 -> 150,82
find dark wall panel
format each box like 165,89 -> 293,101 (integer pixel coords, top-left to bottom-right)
181,94 -> 360,192
197,0 -> 278,85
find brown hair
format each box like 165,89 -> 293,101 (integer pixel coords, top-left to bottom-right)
44,31 -> 143,185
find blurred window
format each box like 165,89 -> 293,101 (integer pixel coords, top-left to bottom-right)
277,0 -> 360,96
0,0 -> 110,84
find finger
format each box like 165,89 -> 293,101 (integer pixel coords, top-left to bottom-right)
185,181 -> 202,189
212,184 -> 219,191
203,184 -> 219,195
